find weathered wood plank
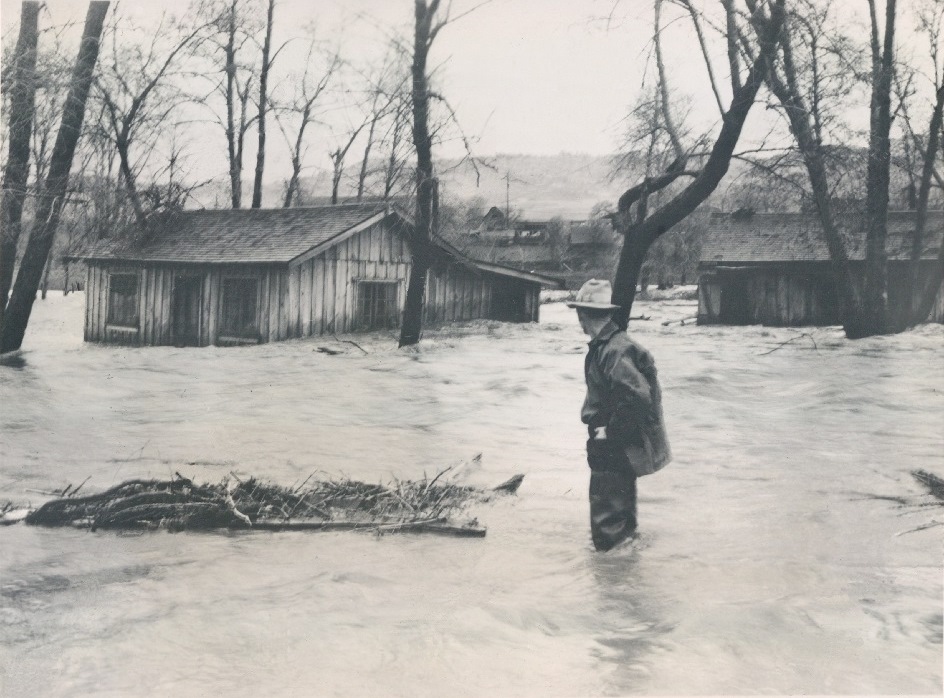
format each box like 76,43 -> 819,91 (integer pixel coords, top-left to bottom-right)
300,261 -> 312,337
268,269 -> 279,341
87,266 -> 97,341
777,276 -> 789,326
336,250 -> 349,333
288,265 -> 301,338
207,270 -> 218,344
369,223 -> 381,262
324,252 -> 336,333
279,268 -> 290,340
160,268 -> 172,344
312,255 -> 325,336
141,268 -> 153,344
257,270 -> 269,341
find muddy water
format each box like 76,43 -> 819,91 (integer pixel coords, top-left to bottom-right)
1,293 -> 941,696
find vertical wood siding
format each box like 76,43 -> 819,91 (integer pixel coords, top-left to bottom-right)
84,220 -> 545,346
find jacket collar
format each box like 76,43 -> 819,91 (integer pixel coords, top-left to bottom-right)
588,319 -> 621,348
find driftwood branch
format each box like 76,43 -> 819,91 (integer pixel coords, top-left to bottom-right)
758,333 -> 819,355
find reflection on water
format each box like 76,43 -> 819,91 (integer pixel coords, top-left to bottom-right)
1,294 -> 942,696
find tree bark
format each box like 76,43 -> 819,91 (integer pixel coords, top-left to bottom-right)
1,1 -> 109,354
251,0 -> 275,208
859,0 -> 897,337
399,0 -> 441,348
0,1 -> 41,324
224,0 -> 242,208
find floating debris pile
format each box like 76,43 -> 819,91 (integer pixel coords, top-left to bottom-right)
911,469 -> 944,501
13,468 -> 524,537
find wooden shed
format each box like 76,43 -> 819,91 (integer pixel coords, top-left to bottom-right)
697,210 -> 944,326
74,204 -> 561,346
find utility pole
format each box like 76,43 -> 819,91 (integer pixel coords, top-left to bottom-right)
504,171 -> 510,223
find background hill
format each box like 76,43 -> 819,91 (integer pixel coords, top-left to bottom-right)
223,153 -> 629,221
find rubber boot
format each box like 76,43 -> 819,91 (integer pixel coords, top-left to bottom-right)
589,469 -> 638,552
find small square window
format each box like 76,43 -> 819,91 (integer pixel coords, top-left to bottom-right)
357,281 -> 399,330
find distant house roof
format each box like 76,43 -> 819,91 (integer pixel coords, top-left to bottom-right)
700,210 -> 944,264
77,203 -> 393,264
74,203 -> 561,287
460,239 -> 559,267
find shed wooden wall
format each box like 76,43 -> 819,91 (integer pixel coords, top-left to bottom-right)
425,263 -> 491,324
292,219 -> 412,336
85,220 -> 544,346
698,264 -> 944,325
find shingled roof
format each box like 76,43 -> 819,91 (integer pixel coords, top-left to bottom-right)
77,203 -> 397,264
701,210 -> 944,264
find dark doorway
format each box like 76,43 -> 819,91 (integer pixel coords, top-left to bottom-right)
719,275 -> 751,324
173,275 -> 203,346
489,279 -> 527,322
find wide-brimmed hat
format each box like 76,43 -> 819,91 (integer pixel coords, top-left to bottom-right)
566,279 -> 619,310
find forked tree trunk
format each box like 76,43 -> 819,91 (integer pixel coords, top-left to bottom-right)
1,2 -> 109,353
0,2 -> 41,325
610,0 -> 785,326
399,0 -> 440,348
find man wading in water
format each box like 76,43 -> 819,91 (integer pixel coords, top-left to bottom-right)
568,279 -> 671,551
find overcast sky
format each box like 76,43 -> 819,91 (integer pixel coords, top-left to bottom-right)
0,0 -> 758,156
0,0 -> 935,185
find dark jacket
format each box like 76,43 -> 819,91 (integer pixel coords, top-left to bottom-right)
581,321 -> 671,477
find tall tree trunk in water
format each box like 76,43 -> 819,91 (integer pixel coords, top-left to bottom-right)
40,255 -> 50,300
399,0 -> 440,348
902,78 -> 944,328
610,0 -> 785,325
856,0 -> 897,338
251,0 -> 274,208
761,17 -> 859,334
1,2 -> 109,354
0,2 -> 41,325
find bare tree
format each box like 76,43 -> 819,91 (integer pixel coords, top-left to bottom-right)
379,88 -> 414,200
355,45 -> 411,200
0,1 -> 40,323
274,40 -> 340,208
327,119 -> 368,205
754,0 -> 940,336
2,1 -> 109,353
94,11 -> 207,231
198,0 -> 259,208
399,0 -> 442,347
609,0 -> 787,324
250,0 -> 275,208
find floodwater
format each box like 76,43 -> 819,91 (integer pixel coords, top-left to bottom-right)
1,292 -> 941,697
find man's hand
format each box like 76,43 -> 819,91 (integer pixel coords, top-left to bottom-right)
593,426 -> 607,440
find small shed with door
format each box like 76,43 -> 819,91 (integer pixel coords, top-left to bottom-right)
697,210 -> 944,326
74,203 -> 561,347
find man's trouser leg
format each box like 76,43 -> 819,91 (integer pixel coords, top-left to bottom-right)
587,440 -> 638,552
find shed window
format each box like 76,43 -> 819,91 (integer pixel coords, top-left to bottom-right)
221,277 -> 259,338
357,281 -> 399,330
107,273 -> 139,327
